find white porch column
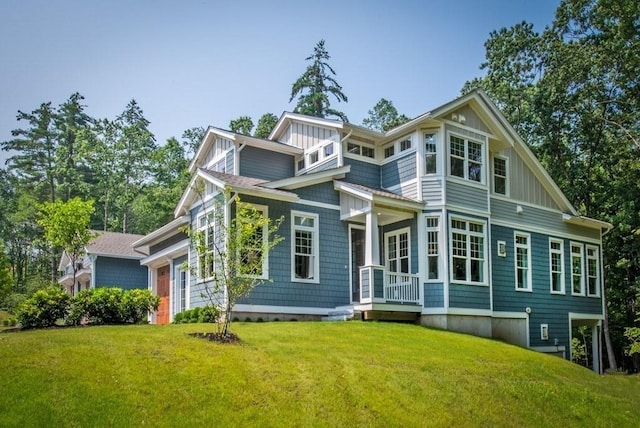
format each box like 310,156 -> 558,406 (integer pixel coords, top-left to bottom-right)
365,210 -> 380,266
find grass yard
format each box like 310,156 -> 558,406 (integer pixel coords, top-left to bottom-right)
0,321 -> 638,427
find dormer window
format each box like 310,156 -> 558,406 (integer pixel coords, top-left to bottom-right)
324,143 -> 334,157
384,146 -> 395,158
347,142 -> 375,159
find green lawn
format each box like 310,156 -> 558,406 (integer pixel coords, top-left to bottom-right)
0,322 -> 638,427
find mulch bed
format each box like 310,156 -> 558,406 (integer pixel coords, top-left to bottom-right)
188,332 -> 240,344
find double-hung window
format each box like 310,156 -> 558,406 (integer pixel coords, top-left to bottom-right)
586,246 -> 600,296
450,135 -> 483,182
571,243 -> 585,295
386,228 -> 410,274
292,211 -> 319,283
450,218 -> 486,284
549,239 -> 565,294
196,209 -> 218,281
239,205 -> 269,279
514,232 -> 532,291
426,217 -> 440,280
493,156 -> 508,195
425,133 -> 437,174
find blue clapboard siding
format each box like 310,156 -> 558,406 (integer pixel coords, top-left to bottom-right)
446,180 -> 489,212
150,232 -> 188,254
235,195 -> 351,309
491,224 -> 603,348
239,145 -> 295,181
294,182 -> 340,206
490,198 -> 601,240
344,158 -> 380,188
225,149 -> 235,175
449,285 -> 491,309
381,152 -> 416,188
94,256 -> 147,290
424,283 -> 444,307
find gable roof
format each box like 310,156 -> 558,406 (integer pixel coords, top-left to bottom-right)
269,112 -> 344,141
58,230 -> 148,270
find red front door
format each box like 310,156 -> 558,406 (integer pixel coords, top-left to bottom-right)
156,266 -> 170,325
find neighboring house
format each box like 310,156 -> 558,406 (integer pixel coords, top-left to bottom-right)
58,231 -> 148,294
137,89 -> 611,372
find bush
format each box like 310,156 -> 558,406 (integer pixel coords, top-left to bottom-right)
68,287 -> 160,326
173,305 -> 220,324
122,289 -> 160,324
17,286 -> 71,329
4,293 -> 27,314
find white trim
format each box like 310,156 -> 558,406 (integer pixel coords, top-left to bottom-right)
132,216 -> 190,248
232,303 -> 332,316
343,152 -> 379,165
344,140 -> 376,162
514,231 -> 532,292
489,219 -> 602,245
449,215 -> 488,286
549,238 -> 565,295
423,131 -> 439,176
570,242 -> 585,296
139,240 -> 189,267
382,133 -> 415,162
425,214 -> 442,282
569,312 -> 604,321
492,311 -> 528,319
87,252 -> 145,260
491,154 -> 509,197
296,199 -> 341,211
540,323 -> 549,340
264,165 -> 350,190
531,345 -> 566,354
586,245 -> 600,297
384,227 -> 412,274
291,210 -> 320,284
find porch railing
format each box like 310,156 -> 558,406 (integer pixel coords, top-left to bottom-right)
385,272 -> 420,303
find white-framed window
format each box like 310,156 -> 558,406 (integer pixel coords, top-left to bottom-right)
586,245 -> 600,297
571,242 -> 585,295
324,143 -> 334,157
493,156 -> 508,195
450,217 -> 487,285
196,209 -> 218,281
308,150 -> 319,165
346,141 -> 375,159
385,228 -> 411,273
514,232 -> 532,291
425,133 -> 437,174
449,134 -> 484,183
298,140 -> 338,171
239,205 -> 269,280
549,238 -> 565,294
384,135 -> 413,159
291,211 -> 319,283
426,217 -> 440,280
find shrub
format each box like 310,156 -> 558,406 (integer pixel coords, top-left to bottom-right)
4,293 -> 27,314
173,305 -> 220,324
17,286 -> 71,329
122,289 -> 160,324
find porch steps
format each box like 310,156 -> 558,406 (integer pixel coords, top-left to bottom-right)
322,306 -> 357,322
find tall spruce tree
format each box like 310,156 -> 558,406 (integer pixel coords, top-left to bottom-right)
289,39 -> 348,121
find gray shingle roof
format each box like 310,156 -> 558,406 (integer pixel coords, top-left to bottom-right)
200,169 -> 298,199
87,231 -> 148,258
336,181 -> 422,204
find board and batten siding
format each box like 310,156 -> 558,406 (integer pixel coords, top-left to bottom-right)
203,137 -> 234,166
422,178 -> 444,205
239,145 -> 295,181
491,224 -> 602,348
490,198 -> 601,241
94,257 -> 147,290
446,180 -> 489,212
381,152 -> 416,189
344,158 -> 381,188
495,147 -> 559,210
450,105 -> 490,134
281,121 -> 338,150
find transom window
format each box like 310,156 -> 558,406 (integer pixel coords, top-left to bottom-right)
450,218 -> 486,284
493,157 -> 508,195
384,145 -> 395,158
586,246 -> 599,296
346,142 -> 375,159
291,212 -> 319,283
549,239 -> 565,294
515,232 -> 532,291
400,138 -> 412,152
450,135 -> 483,182
425,133 -> 437,174
426,217 -> 440,280
384,135 -> 413,159
386,228 -> 410,273
571,243 -> 585,295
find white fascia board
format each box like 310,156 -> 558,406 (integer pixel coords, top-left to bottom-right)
132,216 -> 190,249
562,213 -> 613,232
174,173 -> 203,217
569,312 -> 604,321
268,112 -> 344,141
88,252 -> 146,260
232,304 -> 333,316
238,134 -> 303,155
333,181 -> 374,201
265,166 -> 351,190
140,240 -> 189,267
188,127 -> 237,174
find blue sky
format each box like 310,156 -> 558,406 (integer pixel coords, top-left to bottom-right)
0,0 -> 559,165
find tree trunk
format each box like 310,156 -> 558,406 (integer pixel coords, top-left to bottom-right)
603,296 -> 618,371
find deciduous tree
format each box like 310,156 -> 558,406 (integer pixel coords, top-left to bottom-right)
254,113 -> 278,139
362,98 -> 411,132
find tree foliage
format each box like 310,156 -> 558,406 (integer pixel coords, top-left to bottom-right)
187,182 -> 283,336
254,113 -> 279,139
290,39 -> 348,121
362,98 -> 411,132
229,116 -> 254,135
464,0 -> 640,370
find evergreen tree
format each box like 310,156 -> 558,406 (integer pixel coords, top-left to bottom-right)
289,40 -> 348,121
254,113 -> 278,139
362,98 -> 411,132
